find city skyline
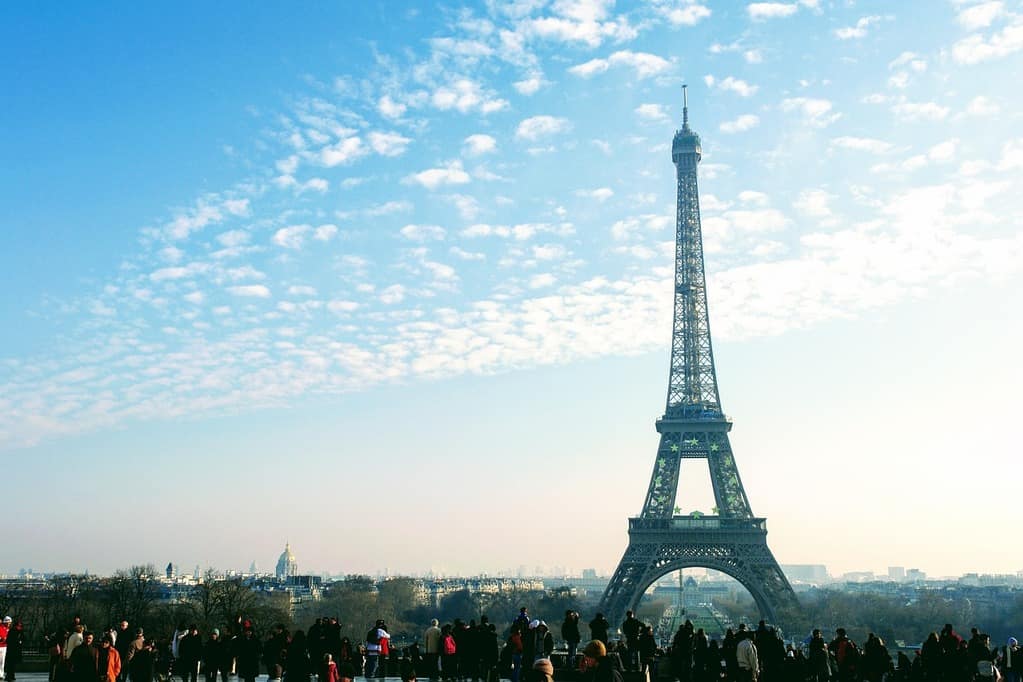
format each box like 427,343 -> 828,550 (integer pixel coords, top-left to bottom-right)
4,1 -> 1021,581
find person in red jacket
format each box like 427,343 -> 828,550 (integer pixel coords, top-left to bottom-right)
0,616 -> 9,681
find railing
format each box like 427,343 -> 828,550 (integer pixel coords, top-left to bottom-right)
630,516 -> 766,532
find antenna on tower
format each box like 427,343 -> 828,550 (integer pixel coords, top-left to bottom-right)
682,83 -> 689,127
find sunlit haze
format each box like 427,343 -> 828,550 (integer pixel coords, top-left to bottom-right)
3,1 -> 1021,580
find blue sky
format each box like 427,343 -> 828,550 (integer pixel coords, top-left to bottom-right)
3,0 -> 1022,579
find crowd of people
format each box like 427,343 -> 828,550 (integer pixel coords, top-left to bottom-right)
14,612 -> 1021,682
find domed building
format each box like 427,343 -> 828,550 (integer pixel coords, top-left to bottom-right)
275,542 -> 298,580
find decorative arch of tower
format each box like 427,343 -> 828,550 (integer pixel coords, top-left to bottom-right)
598,86 -> 800,627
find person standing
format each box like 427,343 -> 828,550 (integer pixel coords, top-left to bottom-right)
425,620 -> 443,679
129,641 -> 156,682
71,633 -> 99,682
3,619 -> 22,682
115,623 -> 132,682
66,626 -> 85,662
735,632 -> 759,682
202,631 -> 223,682
620,612 -> 643,671
562,613 -> 581,671
100,636 -> 123,682
638,626 -> 657,677
364,621 -> 390,680
263,625 -> 288,682
588,615 -> 610,648
284,630 -> 311,682
236,628 -> 261,682
440,626 -> 457,682
177,626 -> 202,682
0,616 -> 9,680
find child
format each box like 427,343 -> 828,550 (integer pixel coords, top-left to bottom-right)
321,654 -> 340,682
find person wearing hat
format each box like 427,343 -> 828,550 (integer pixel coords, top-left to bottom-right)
528,659 -> 554,682
580,642 -> 623,682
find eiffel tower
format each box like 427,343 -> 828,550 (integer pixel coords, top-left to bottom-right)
598,87 -> 799,625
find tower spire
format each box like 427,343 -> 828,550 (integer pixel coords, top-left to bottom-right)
682,83 -> 689,128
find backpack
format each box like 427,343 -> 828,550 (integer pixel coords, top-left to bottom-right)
367,629 -> 379,645
977,660 -> 996,678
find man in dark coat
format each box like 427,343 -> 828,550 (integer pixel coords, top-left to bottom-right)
235,628 -> 262,682
589,615 -> 611,647
177,626 -> 203,682
621,612 -> 643,671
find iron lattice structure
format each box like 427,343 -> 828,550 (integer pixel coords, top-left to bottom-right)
599,88 -> 799,625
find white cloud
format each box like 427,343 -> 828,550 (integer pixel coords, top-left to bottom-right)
747,3 -> 799,20
314,224 -> 338,241
952,20 -> 1023,64
449,246 -> 485,262
793,189 -> 834,218
183,291 -> 204,305
738,190 -> 769,206
364,200 -> 414,217
720,114 -> 760,133
379,284 -> 406,305
957,1 -> 1005,30
217,229 -> 250,248
377,95 -> 407,119
568,50 -> 673,79
888,51 -> 927,72
464,134 -> 498,156
165,197 -> 248,240
431,79 -> 508,114
528,273 -> 557,288
516,115 -> 572,140
966,95 -> 1000,116
781,98 -> 840,127
513,75 -> 546,95
287,285 -> 317,296
405,161 -> 472,190
150,264 -> 204,282
830,136 -> 893,154
744,49 -> 763,64
327,300 -> 359,313
928,138 -> 959,163
227,284 -> 271,298
532,244 -> 568,260
610,214 -> 673,240
320,137 -> 367,167
635,104 -> 670,122
576,187 -> 614,202
400,224 -> 447,241
891,100 -> 950,121
834,15 -> 881,39
368,131 -> 411,157
704,75 -> 759,97
461,222 -> 572,240
273,225 -> 312,250
660,2 -> 711,26
519,5 -> 637,48
447,194 -> 480,220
